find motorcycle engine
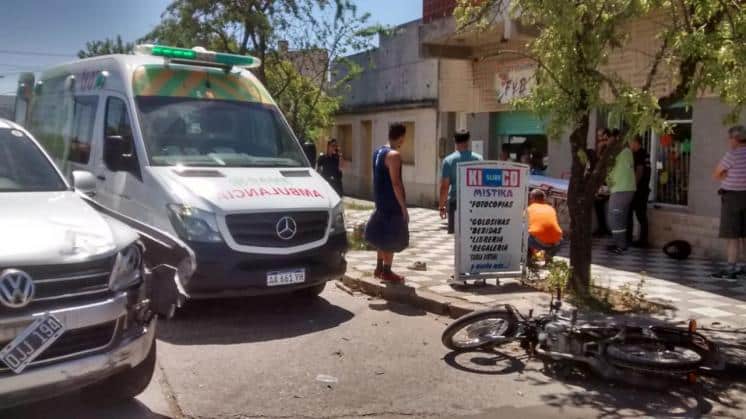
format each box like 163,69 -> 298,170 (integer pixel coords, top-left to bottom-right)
540,318 -> 573,353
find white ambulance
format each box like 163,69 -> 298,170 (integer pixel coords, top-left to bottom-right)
15,45 -> 347,299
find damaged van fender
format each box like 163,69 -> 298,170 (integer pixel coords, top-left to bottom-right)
80,194 -> 196,317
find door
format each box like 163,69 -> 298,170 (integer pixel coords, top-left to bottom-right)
360,120 -> 373,197
94,95 -> 148,220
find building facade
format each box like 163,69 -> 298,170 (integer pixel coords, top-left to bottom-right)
332,20 -> 440,207
333,0 -> 744,259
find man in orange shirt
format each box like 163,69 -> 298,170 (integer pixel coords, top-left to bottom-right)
527,189 -> 563,260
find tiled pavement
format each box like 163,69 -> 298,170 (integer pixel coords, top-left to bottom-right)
343,199 -> 746,329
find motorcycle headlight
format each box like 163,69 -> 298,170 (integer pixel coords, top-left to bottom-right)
167,204 -> 222,243
109,244 -> 143,291
331,202 -> 345,234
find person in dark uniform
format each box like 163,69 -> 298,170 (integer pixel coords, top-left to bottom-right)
317,139 -> 343,196
364,124 -> 409,283
627,135 -> 651,247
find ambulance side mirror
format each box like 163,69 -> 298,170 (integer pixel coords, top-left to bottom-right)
104,134 -> 137,172
303,140 -> 317,167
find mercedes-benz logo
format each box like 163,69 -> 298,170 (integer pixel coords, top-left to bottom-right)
0,269 -> 35,308
276,216 -> 298,241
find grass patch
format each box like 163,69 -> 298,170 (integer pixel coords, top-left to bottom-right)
528,261 -> 670,315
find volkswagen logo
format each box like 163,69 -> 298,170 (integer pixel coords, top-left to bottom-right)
276,216 -> 298,241
0,269 -> 35,309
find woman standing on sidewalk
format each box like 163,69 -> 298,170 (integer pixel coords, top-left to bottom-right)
364,123 -> 409,283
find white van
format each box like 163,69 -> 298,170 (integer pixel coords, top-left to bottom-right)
15,45 -> 347,299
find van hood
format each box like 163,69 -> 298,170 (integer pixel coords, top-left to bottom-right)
147,167 -> 340,213
0,191 -> 137,266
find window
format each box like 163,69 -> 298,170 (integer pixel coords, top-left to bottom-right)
105,97 -> 133,139
136,96 -> 306,167
104,97 -> 140,175
644,120 -> 692,206
68,96 -> 98,164
0,128 -> 67,192
337,124 -> 353,163
399,122 -> 415,165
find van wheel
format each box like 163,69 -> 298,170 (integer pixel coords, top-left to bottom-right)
85,339 -> 156,404
297,282 -> 326,298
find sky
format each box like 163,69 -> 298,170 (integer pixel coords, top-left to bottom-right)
0,0 -> 422,95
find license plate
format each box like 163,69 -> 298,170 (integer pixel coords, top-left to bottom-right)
267,269 -> 306,287
0,314 -> 65,374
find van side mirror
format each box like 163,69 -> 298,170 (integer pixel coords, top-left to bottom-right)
303,140 -> 317,167
72,170 -> 97,196
104,135 -> 136,172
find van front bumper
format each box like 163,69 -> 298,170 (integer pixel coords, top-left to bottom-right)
0,294 -> 156,408
182,232 -> 348,298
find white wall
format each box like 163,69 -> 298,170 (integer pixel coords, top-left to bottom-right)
334,107 -> 439,207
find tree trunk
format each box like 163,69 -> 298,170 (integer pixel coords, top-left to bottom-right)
566,113 -> 594,296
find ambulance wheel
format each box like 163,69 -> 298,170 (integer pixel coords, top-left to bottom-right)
297,282 -> 327,298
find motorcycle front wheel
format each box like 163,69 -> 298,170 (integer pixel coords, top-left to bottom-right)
442,309 -> 518,351
605,340 -> 703,373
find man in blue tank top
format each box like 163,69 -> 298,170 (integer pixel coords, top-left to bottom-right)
439,130 -> 483,234
364,123 -> 409,283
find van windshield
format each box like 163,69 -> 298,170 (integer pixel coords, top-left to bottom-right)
135,96 -> 307,168
0,128 -> 67,192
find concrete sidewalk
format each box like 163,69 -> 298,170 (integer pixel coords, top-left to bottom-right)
343,198 -> 746,329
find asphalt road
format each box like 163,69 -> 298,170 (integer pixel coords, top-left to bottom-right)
5,284 -> 746,418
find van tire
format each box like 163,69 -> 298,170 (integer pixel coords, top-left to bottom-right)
85,339 -> 156,404
297,282 -> 326,298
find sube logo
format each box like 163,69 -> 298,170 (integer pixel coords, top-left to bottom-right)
466,168 -> 520,188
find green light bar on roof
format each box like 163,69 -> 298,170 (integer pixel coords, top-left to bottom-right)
134,44 -> 261,69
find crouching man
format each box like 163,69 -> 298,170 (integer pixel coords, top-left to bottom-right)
527,189 -> 563,262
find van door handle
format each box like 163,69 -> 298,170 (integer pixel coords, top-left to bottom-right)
96,175 -> 106,181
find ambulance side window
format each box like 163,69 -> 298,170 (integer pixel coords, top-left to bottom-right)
68,95 -> 98,164
104,97 -> 140,177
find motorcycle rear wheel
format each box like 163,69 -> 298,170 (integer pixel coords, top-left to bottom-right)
442,309 -> 518,351
605,341 -> 703,373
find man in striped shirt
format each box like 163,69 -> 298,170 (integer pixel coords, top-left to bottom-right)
713,125 -> 746,279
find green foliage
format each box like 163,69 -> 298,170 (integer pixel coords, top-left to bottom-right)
545,260 -> 571,292
77,35 -> 134,58
618,273 -> 647,311
136,0 -> 378,141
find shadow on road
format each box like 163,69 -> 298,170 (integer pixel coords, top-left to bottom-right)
444,345 -> 746,418
443,349 -> 527,375
157,293 -> 354,345
2,395 -> 169,419
369,300 -> 427,316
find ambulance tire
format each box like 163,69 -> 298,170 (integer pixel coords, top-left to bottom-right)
297,282 -> 327,298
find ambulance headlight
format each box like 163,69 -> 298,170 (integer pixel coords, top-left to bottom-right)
331,202 -> 346,234
167,204 -> 222,243
109,244 -> 143,291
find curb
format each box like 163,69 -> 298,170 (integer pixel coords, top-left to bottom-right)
341,273 -> 486,319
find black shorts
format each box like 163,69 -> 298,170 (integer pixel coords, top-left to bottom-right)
720,190 -> 746,238
364,210 -> 409,253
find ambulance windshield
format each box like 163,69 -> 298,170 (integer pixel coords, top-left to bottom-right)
135,96 -> 307,168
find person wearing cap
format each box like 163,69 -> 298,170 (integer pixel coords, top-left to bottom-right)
439,129 -> 483,234
317,139 -> 343,196
712,125 -> 746,279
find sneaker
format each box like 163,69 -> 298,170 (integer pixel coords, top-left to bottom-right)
381,271 -> 405,284
712,269 -> 738,280
374,268 -> 382,279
